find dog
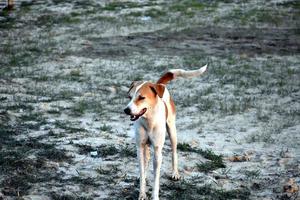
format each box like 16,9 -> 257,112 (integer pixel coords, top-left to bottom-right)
124,65 -> 207,200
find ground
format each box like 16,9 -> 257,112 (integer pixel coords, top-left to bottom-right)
0,0 -> 299,199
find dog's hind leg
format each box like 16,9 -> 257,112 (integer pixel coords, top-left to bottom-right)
167,119 -> 180,180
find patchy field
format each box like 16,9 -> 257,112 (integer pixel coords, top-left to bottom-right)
0,0 -> 299,199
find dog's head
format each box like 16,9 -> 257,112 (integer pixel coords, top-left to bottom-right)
124,81 -> 165,121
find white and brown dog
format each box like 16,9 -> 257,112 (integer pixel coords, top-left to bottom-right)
124,65 -> 207,200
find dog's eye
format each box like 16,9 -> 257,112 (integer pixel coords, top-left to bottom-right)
138,95 -> 145,100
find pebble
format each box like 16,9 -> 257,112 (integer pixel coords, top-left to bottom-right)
90,151 -> 98,157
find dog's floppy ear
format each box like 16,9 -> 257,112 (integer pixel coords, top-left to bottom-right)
150,84 -> 165,98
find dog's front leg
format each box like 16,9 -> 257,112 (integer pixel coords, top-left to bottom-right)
152,145 -> 163,200
137,144 -> 147,200
135,124 -> 149,200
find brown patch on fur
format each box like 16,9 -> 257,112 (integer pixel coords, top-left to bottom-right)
150,84 -> 165,98
157,72 -> 175,85
134,82 -> 157,108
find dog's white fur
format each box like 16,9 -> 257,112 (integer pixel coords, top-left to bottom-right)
169,64 -> 207,78
124,65 -> 207,200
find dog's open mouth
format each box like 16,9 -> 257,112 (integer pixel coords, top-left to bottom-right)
130,108 -> 147,121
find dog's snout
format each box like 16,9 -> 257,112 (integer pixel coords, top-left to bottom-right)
124,107 -> 131,115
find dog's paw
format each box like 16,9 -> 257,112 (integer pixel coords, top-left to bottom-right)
171,171 -> 181,181
138,193 -> 148,200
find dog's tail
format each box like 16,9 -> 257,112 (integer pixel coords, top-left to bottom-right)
157,64 -> 207,85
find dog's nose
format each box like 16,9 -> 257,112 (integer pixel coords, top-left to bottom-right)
124,107 -> 131,115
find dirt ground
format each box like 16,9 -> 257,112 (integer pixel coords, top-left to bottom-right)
0,0 -> 299,199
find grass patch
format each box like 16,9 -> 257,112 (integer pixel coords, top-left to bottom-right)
72,100 -> 88,115
67,176 -> 99,187
196,160 -> 225,173
0,121 -> 68,196
102,1 -> 159,12
169,0 -> 217,17
96,165 -> 119,175
47,109 -> 61,114
0,123 -> 15,143
100,124 -> 113,132
144,8 -> 166,18
218,97 -> 253,115
247,9 -> 282,25
126,8 -> 167,18
246,132 -> 275,144
71,99 -> 103,116
92,15 -> 117,22
277,1 -> 300,9
76,144 -> 94,155
36,13 -> 80,26
222,7 -> 283,26
54,120 -> 86,133
1,109 -> 46,131
161,179 -> 250,199
102,2 -> 141,11
2,173 -> 34,196
170,1 -> 205,12
2,103 -> 34,112
19,112 -> 40,121
76,144 -> 136,158
256,109 -> 270,122
244,169 -> 261,180
127,11 -> 143,17
76,144 -> 118,157
177,142 -> 196,152
20,1 -> 34,8
126,73 -> 144,81
98,145 -> 119,157
119,144 -> 136,158
70,69 -> 81,77
181,94 -> 253,114
55,90 -> 81,100
37,148 -> 73,162
32,75 -> 51,82
246,118 -> 295,144
0,13 -> 16,28
113,177 -> 140,199
177,143 -> 225,172
51,193 -> 92,200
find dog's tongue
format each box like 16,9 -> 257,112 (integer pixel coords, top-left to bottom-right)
130,115 -> 139,121
129,108 -> 147,121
